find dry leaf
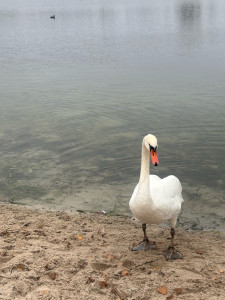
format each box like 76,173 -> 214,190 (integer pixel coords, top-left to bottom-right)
122,270 -> 129,276
99,280 -> 108,288
219,269 -> 224,273
197,250 -> 204,255
17,264 -> 24,270
41,289 -> 50,295
35,276 -> 40,281
157,286 -> 167,295
154,268 -> 159,271
49,272 -> 57,280
77,235 -> 83,240
174,288 -> 182,295
166,295 -> 174,300
88,256 -> 94,261
106,254 -> 115,260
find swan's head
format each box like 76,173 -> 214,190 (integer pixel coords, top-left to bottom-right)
143,134 -> 159,166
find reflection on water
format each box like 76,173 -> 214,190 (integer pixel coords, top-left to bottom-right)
0,0 -> 225,231
179,1 -> 201,23
177,1 -> 202,51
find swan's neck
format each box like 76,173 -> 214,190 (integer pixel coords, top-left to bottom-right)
138,141 -> 150,196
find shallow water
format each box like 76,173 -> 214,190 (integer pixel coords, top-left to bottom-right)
0,0 -> 225,231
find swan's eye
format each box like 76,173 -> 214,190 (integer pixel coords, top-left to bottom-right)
150,145 -> 157,152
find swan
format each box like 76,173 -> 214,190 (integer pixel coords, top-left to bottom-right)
129,134 -> 183,260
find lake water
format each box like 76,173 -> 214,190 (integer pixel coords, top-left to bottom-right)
0,0 -> 225,231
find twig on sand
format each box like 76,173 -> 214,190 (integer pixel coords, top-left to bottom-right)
135,260 -> 155,268
0,275 -> 15,279
103,273 -> 127,300
111,285 -> 124,299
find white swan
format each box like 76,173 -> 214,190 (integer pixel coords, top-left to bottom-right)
129,134 -> 183,260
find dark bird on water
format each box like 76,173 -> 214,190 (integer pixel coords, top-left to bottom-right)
50,15 -> 55,19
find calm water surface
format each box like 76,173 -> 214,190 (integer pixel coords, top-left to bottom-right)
0,0 -> 225,230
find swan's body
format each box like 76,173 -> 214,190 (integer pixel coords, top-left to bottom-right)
130,174 -> 183,227
129,134 -> 183,260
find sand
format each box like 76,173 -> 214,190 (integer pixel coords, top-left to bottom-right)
0,203 -> 225,300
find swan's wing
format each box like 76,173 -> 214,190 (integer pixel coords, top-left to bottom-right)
150,175 -> 183,220
150,174 -> 161,184
165,175 -> 183,203
151,175 -> 183,202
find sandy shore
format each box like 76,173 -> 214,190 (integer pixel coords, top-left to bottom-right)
0,203 -> 225,300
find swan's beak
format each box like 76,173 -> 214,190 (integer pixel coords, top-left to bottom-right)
150,149 -> 159,166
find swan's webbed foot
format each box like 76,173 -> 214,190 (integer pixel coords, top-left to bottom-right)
162,227 -> 182,260
132,223 -> 156,251
162,246 -> 183,261
132,239 -> 156,251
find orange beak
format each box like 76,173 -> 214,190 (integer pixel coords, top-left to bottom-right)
150,149 -> 159,166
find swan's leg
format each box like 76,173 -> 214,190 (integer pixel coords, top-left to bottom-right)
162,228 -> 182,260
132,224 -> 156,251
169,227 -> 175,247
142,223 -> 148,241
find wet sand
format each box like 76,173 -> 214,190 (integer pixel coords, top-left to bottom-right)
0,203 -> 225,299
